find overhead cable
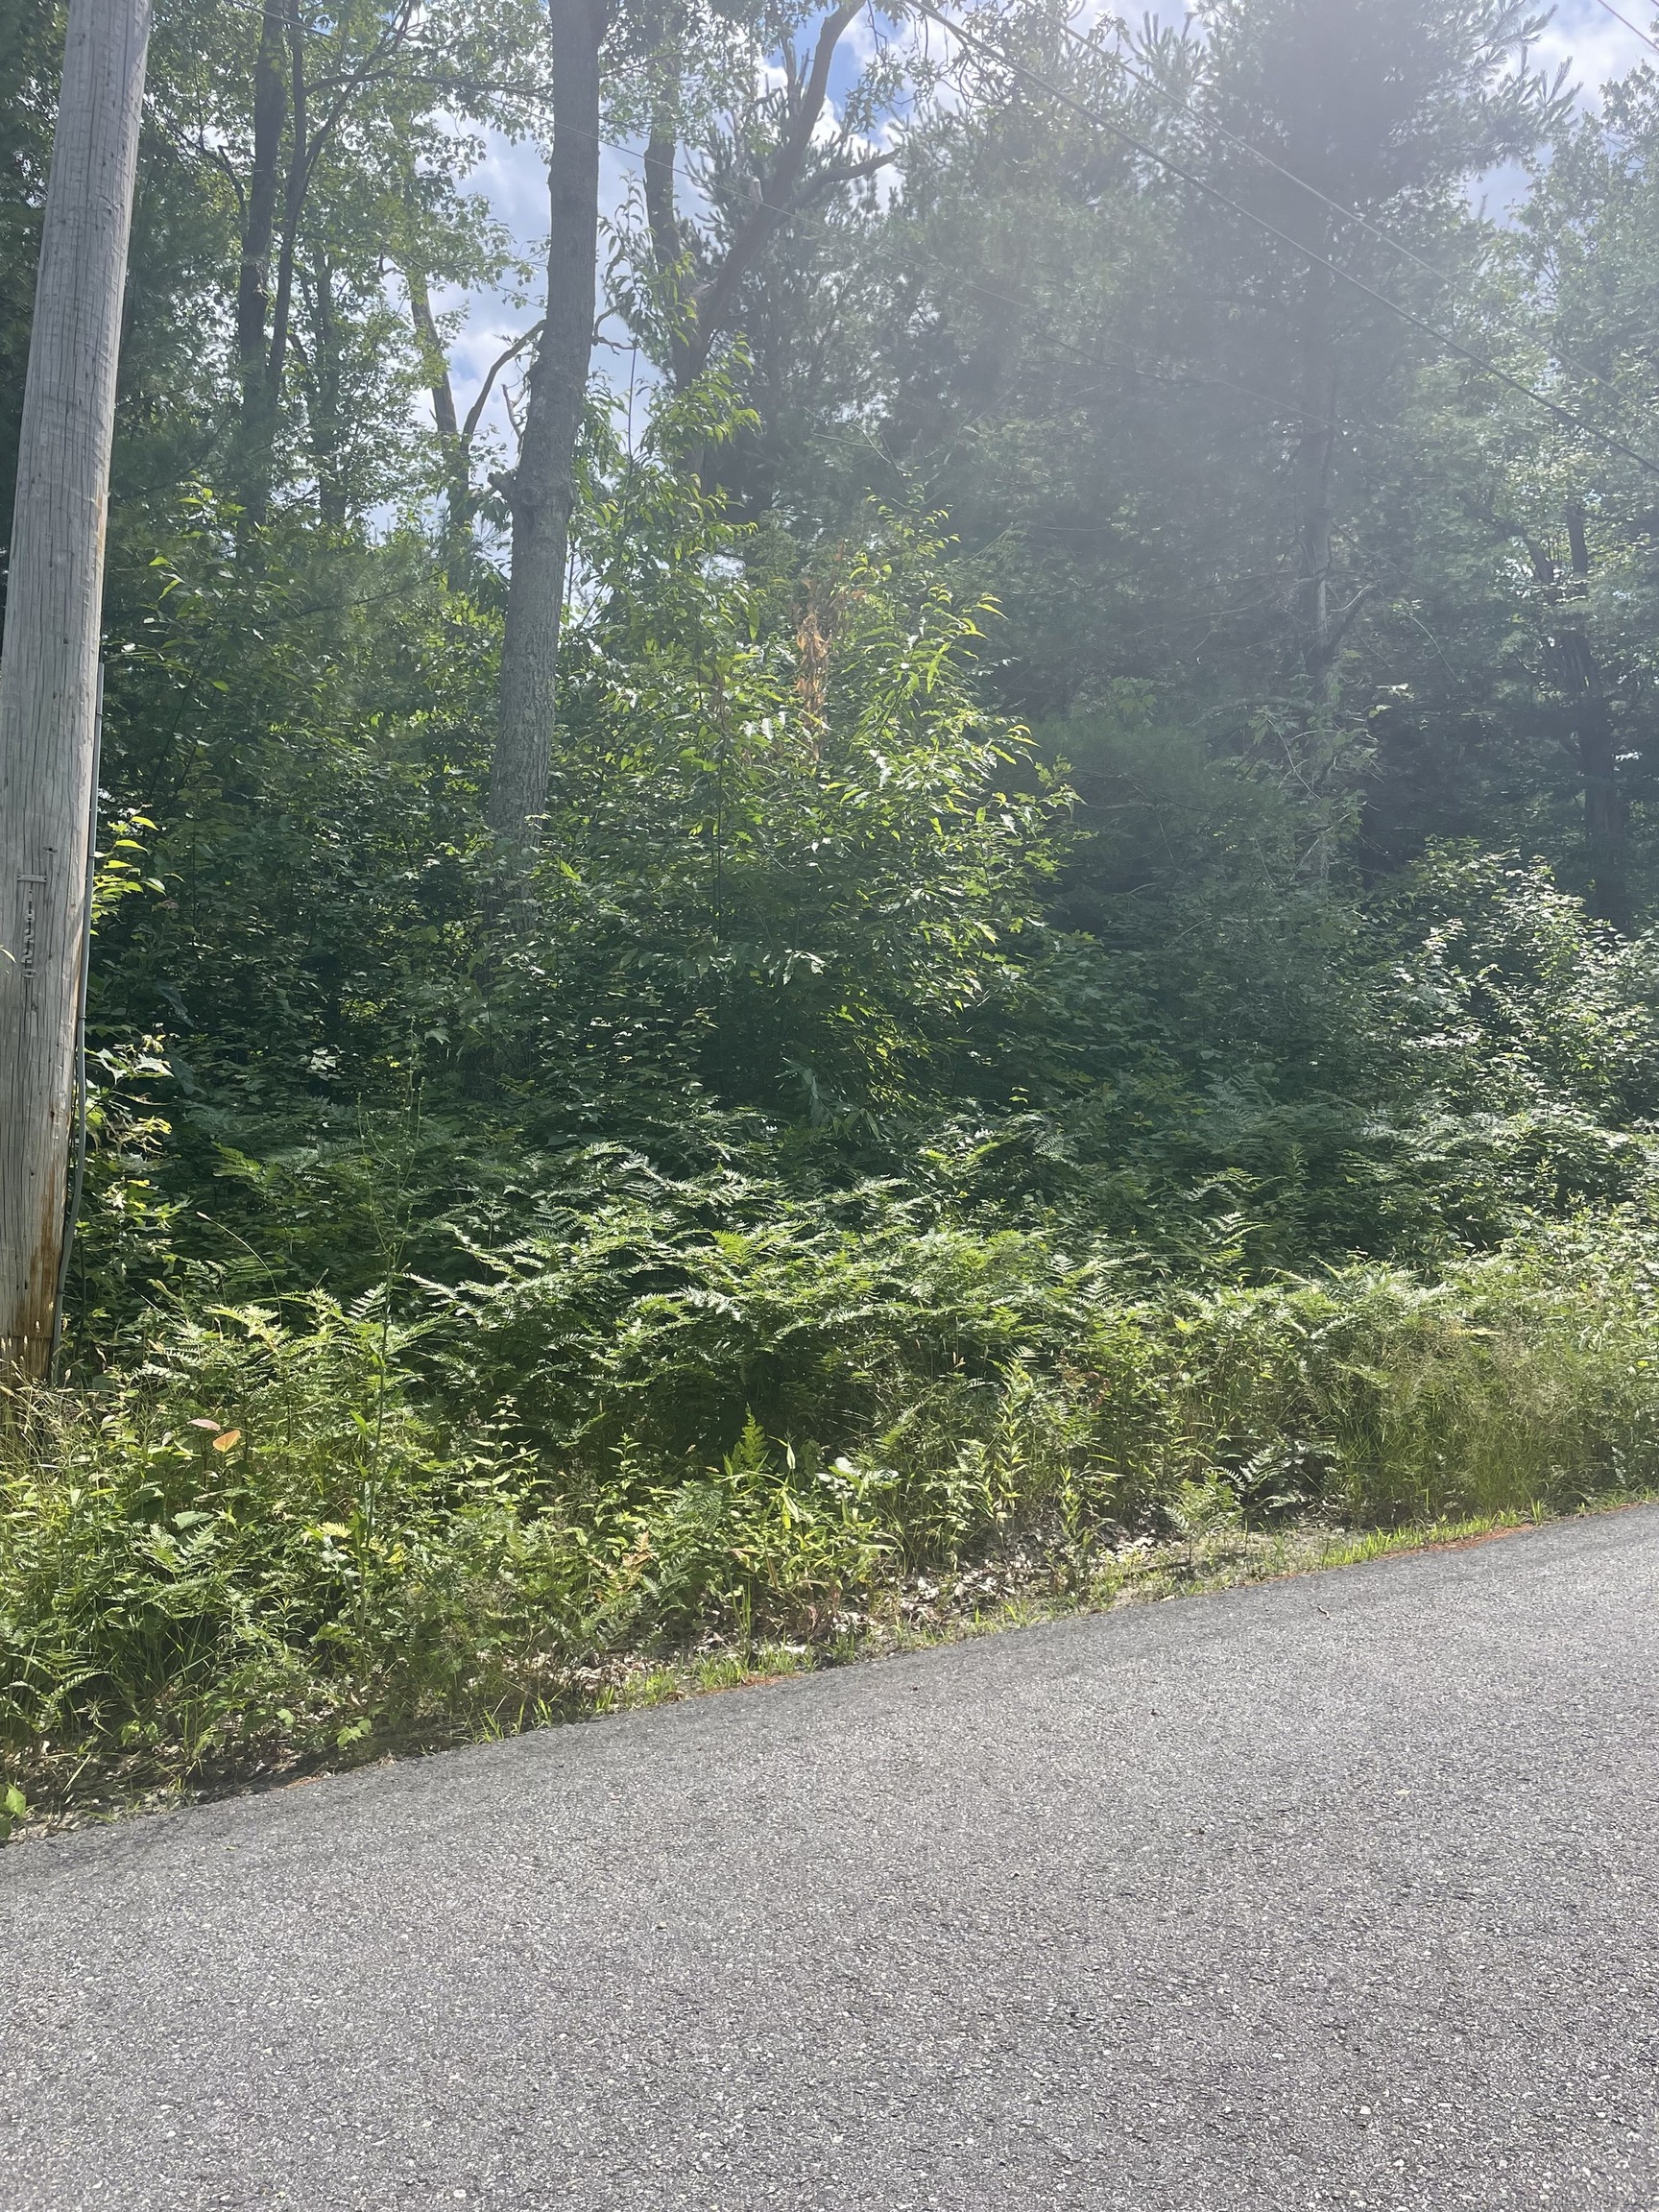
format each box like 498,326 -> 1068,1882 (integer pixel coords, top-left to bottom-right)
914,0 -> 1659,479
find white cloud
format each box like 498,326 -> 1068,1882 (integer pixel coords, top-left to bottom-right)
1532,0 -> 1655,102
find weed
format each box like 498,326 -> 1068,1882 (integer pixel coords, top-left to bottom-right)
7,1208 -> 1659,1822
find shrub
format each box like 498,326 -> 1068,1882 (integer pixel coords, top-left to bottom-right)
8,1205 -> 1659,1813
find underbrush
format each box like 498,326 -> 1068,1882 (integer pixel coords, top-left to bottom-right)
5,1205 -> 1659,1822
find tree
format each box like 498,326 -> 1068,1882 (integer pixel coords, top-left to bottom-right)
1199,0 -> 1561,692
608,0 -> 899,515
0,0 -> 151,1381
633,0 -> 887,394
488,0 -> 609,839
486,0 -> 912,838
1502,77 -> 1659,922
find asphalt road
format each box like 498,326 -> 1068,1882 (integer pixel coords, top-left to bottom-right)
5,1509 -> 1659,2212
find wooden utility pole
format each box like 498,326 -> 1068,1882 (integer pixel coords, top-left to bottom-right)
0,0 -> 152,1382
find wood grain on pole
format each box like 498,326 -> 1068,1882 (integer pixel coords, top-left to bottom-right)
0,0 -> 152,1381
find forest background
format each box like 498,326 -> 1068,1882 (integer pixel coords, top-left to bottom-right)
7,0 -> 1659,1820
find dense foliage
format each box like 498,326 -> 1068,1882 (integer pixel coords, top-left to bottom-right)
7,0 -> 1659,1813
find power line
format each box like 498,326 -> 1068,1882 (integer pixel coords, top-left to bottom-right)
1054,11 -> 1659,446
916,0 -> 1659,480
202,0 -> 1659,479
1585,0 -> 1659,61
1056,17 -> 1452,293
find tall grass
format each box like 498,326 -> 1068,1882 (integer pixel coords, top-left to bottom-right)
5,1210 -> 1658,1815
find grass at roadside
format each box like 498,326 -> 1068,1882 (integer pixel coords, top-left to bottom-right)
6,1486 -> 1654,1842
7,1204 -> 1659,1836
592,1491 -> 1653,1715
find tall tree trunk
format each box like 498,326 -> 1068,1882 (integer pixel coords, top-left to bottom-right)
406,263 -> 460,443
1291,244 -> 1338,697
1574,674 -> 1625,927
309,254 -> 346,527
1527,514 -> 1627,927
235,0 -> 285,473
405,260 -> 473,584
0,0 -> 150,1382
1282,217 -> 1355,885
640,5 -> 693,393
251,0 -> 306,516
1561,510 -> 1625,926
488,0 -> 607,839
643,98 -> 693,392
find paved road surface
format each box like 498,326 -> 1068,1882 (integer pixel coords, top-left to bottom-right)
5,1509 -> 1659,2210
